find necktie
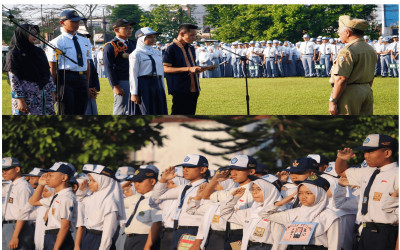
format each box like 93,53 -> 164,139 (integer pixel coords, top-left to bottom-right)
45,193 -> 59,226
148,55 -> 157,76
292,196 -> 300,208
2,183 -> 13,221
173,184 -> 192,230
361,169 -> 380,215
125,195 -> 145,227
72,35 -> 84,67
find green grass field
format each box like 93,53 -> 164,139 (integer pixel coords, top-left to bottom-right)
2,74 -> 398,115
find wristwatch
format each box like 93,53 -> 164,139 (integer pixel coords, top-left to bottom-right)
329,97 -> 337,103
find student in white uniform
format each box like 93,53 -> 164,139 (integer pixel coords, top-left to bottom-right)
2,157 -> 35,250
220,178 -> 285,250
260,175 -> 340,250
34,185 -> 55,250
335,134 -> 398,250
74,164 -> 125,250
198,46 -> 212,78
24,168 -> 44,189
124,165 -> 162,250
151,154 -> 209,250
29,162 -> 77,250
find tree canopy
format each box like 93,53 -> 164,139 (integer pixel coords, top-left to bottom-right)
203,4 -> 379,43
2,116 -> 166,173
182,116 -> 398,171
108,4 -> 143,34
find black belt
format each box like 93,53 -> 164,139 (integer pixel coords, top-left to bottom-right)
138,75 -> 162,80
176,225 -> 198,230
59,70 -> 87,75
45,229 -> 60,235
2,220 -> 16,224
248,241 -> 272,247
162,227 -> 174,232
348,82 -> 369,85
229,229 -> 243,235
126,233 -> 147,237
87,229 -> 103,235
210,229 -> 225,237
364,222 -> 398,229
381,54 -> 389,56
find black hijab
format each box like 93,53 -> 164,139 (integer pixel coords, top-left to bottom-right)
5,24 -> 51,89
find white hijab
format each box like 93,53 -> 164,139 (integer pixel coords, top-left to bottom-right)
135,36 -> 156,56
85,173 -> 126,224
241,179 -> 282,250
285,183 -> 338,236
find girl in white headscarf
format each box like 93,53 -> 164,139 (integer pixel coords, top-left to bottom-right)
78,170 -> 125,250
128,27 -> 167,115
34,185 -> 55,250
259,176 -> 340,250
219,179 -> 285,250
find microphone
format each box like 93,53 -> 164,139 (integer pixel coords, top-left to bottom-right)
2,11 -> 14,19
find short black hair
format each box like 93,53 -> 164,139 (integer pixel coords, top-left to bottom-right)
178,23 -> 198,33
349,28 -> 364,36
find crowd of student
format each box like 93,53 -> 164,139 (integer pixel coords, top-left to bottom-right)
2,133 -> 398,250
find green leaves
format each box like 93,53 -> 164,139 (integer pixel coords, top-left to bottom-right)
2,116 -> 165,172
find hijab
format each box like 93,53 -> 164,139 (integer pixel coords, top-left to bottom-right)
84,173 -> 126,225
135,36 -> 156,56
285,183 -> 338,236
5,24 -> 51,89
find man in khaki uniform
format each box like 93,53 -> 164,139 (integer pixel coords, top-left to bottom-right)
329,15 -> 377,115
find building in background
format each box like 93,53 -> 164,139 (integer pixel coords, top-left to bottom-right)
374,4 -> 399,36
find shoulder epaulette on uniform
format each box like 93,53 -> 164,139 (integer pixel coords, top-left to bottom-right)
103,40 -> 127,58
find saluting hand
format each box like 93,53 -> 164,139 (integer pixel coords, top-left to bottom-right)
232,187 -> 246,197
274,192 -> 297,207
337,148 -> 356,161
79,179 -> 89,191
38,173 -> 48,186
160,166 -> 177,183
338,176 -> 350,187
212,170 -> 230,182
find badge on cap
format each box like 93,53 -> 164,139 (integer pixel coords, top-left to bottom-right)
184,156 -> 190,162
231,158 -> 238,164
326,167 -> 332,172
292,160 -> 299,167
2,159 -> 5,164
364,138 -> 370,144
307,175 -> 318,181
134,170 -> 139,176
74,12 -> 78,16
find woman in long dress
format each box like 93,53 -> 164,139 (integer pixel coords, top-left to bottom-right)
5,24 -> 56,115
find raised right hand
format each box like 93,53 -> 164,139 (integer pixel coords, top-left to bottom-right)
274,192 -> 297,206
337,148 -> 356,161
160,166 -> 177,183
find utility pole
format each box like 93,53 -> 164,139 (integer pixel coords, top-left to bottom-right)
102,8 -> 107,44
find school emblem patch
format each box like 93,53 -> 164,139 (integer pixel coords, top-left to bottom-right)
69,206 -> 74,212
138,211 -> 145,216
184,156 -> 190,162
307,175 -> 318,181
74,12 -> 78,16
253,227 -> 265,237
212,215 -> 220,224
231,158 -> 238,164
134,170 -> 140,176
326,167 -> 332,172
364,138 -> 370,144
8,197 -> 13,203
373,192 -> 382,201
292,160 -> 299,167
2,159 -> 5,164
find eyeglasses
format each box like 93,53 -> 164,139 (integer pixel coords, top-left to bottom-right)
2,167 -> 16,173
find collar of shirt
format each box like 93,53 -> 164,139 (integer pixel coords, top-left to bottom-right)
143,190 -> 153,199
378,162 -> 398,172
11,176 -> 26,185
62,31 -> 77,40
115,36 -> 127,43
54,187 -> 73,197
189,178 -> 207,187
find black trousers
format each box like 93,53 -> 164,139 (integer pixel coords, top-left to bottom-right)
358,223 -> 398,250
171,92 -> 199,115
44,231 -> 74,250
159,227 -> 173,250
58,71 -> 89,115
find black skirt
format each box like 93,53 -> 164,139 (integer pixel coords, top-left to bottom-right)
128,75 -> 168,115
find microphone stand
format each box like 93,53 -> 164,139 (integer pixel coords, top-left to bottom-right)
3,8 -> 79,115
220,46 -> 262,115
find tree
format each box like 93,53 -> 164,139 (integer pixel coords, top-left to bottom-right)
108,4 -> 143,35
182,116 -> 398,171
140,5 -> 197,44
2,116 -> 166,172
203,4 -> 379,43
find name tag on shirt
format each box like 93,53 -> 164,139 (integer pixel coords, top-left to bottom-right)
280,222 -> 317,245
253,227 -> 265,237
212,215 -> 220,224
8,197 -> 13,203
373,192 -> 383,201
52,208 -> 56,215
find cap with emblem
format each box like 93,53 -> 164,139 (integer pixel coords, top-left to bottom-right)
393,35 -> 398,38
115,166 -> 136,181
135,27 -> 161,39
354,134 -> 397,151
60,10 -> 85,21
363,35 -> 370,40
82,164 -> 116,179
267,40 -> 273,44
338,15 -> 369,32
300,174 -> 330,192
273,40 -> 278,43
175,154 -> 209,168
303,34 -> 310,38
324,162 -> 339,176
287,158 -> 319,173
41,162 -> 76,177
2,157 -> 21,169
127,165 -> 159,182
24,168 -> 43,177
112,18 -> 136,29
228,155 -> 257,170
